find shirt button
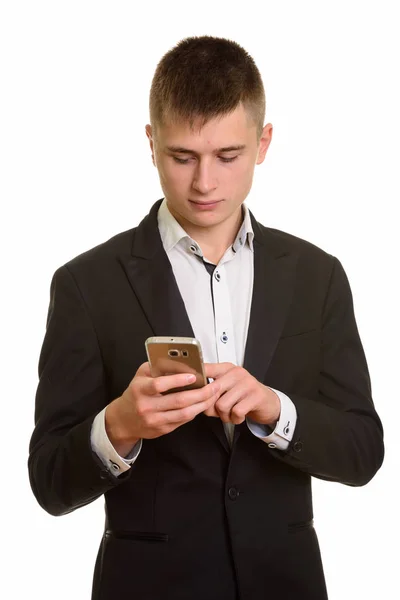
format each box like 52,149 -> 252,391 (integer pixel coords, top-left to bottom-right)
220,333 -> 228,343
228,487 -> 239,500
214,271 -> 221,282
268,443 -> 277,449
190,245 -> 197,253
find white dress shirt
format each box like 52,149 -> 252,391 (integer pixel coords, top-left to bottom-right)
91,198 -> 297,476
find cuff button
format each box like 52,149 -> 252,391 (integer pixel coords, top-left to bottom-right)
293,441 -> 303,452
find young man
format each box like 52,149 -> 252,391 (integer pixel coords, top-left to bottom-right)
28,36 -> 384,599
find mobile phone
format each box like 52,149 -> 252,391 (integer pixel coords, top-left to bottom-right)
145,336 -> 207,394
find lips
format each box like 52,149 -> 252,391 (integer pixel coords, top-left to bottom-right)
189,200 -> 222,205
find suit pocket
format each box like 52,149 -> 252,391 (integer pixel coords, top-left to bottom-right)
99,530 -> 171,597
288,519 -> 314,534
105,529 -> 169,542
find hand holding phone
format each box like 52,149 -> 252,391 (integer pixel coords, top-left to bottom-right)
104,337 -> 219,454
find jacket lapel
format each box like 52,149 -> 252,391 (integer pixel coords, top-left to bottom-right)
118,199 -> 298,452
118,199 -> 195,340
243,221 -> 298,384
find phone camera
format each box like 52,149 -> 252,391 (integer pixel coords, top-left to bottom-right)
168,349 -> 179,357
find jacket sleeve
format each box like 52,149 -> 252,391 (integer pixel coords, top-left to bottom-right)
28,265 -> 132,516
269,256 -> 384,486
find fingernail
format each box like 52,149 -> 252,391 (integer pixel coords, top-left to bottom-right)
186,374 -> 196,382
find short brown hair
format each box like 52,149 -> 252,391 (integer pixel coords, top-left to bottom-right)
149,35 -> 266,140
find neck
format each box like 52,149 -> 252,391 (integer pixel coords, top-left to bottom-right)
170,204 -> 244,263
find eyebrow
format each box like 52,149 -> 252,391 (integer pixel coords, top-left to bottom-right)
165,144 -> 246,155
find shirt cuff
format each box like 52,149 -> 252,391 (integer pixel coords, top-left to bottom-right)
246,387 -> 297,451
90,407 -> 143,476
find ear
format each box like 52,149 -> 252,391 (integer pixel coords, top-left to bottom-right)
145,124 -> 156,166
256,123 -> 273,165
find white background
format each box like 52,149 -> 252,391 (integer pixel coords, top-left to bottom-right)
1,1 -> 399,598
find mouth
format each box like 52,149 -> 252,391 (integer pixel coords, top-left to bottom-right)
189,199 -> 222,206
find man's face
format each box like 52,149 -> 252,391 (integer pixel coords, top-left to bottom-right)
145,103 -> 272,234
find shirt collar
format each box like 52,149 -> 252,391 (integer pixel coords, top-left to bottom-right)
157,197 -> 254,256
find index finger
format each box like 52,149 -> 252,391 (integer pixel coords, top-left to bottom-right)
144,372 -> 197,396
203,362 -> 237,379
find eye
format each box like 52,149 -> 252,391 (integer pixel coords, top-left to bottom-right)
173,157 -> 190,164
219,156 -> 238,163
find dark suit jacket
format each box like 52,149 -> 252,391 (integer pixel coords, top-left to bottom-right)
28,198 -> 384,600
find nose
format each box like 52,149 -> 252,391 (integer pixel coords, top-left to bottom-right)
191,159 -> 217,195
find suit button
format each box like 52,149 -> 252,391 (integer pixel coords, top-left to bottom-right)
293,441 -> 303,452
228,487 -> 239,500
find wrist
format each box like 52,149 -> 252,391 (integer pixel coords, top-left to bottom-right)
105,399 -> 139,458
264,386 -> 281,425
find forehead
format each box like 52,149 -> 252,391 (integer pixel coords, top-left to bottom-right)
157,104 -> 257,148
